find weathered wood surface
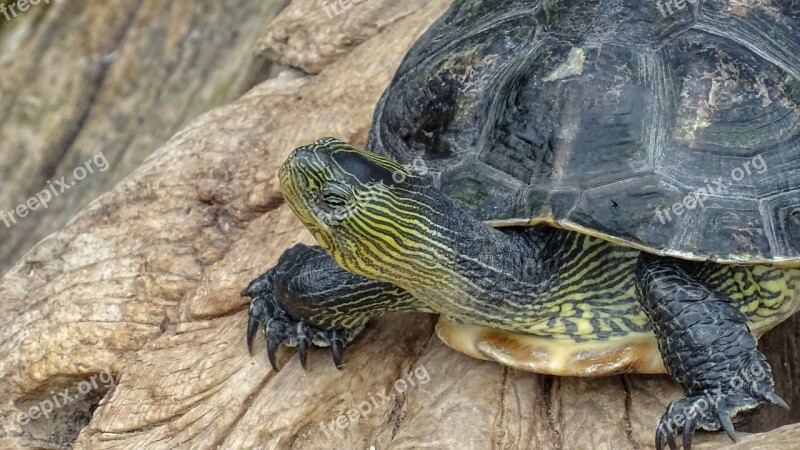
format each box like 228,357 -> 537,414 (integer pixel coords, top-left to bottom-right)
0,1 -> 798,449
0,0 -> 291,276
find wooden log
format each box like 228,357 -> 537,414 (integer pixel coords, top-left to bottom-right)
0,1 -> 797,449
0,0 -> 291,276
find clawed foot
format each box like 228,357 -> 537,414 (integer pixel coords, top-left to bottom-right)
243,269 -> 363,371
656,367 -> 789,450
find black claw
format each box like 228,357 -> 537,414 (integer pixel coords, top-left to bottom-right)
244,266 -> 361,373
656,410 -> 678,450
762,392 -> 789,410
331,339 -> 344,369
267,334 -> 281,372
666,429 -> 677,450
655,426 -> 664,450
298,337 -> 310,370
247,316 -> 259,356
682,416 -> 696,450
717,412 -> 737,442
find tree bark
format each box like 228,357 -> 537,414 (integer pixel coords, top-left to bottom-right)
0,1 -> 797,449
0,0 -> 291,276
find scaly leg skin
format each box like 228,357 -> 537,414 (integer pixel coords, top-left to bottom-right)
635,253 -> 789,450
243,243 -> 431,371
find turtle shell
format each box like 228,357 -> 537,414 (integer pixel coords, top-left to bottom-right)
367,0 -> 800,265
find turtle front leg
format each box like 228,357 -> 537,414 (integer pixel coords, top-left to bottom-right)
634,253 -> 788,450
243,243 -> 431,371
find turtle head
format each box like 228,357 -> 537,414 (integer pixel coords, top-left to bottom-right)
279,137 -> 435,279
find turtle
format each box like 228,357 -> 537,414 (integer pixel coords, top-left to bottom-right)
243,0 -> 800,448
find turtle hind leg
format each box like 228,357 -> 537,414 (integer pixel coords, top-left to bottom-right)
243,243 -> 431,371
634,253 -> 789,450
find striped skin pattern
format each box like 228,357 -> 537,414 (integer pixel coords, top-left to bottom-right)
278,138 -> 800,346
504,230 -> 800,342
272,244 -> 431,331
279,138 -> 458,290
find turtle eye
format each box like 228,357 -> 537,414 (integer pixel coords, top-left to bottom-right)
317,182 -> 351,211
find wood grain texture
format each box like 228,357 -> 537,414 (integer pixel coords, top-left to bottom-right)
0,1 -> 798,449
0,0 -> 291,276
